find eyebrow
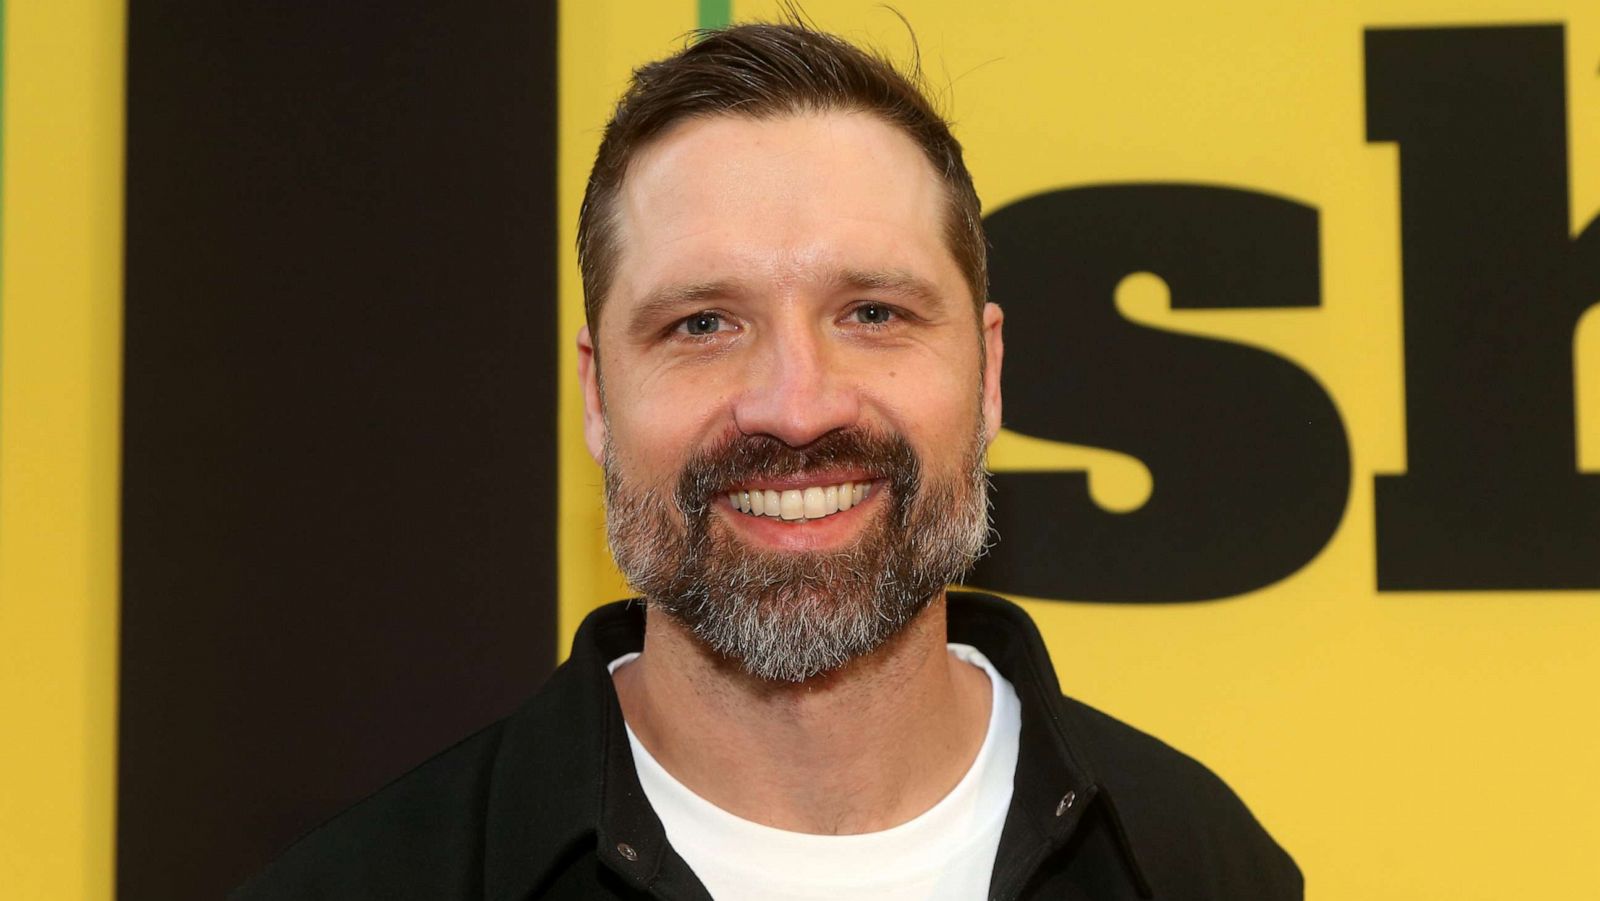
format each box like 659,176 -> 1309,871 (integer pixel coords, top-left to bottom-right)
626,280 -> 743,339
625,268 -> 949,339
826,268 -> 947,313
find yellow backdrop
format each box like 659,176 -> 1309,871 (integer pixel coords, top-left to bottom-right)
559,3 -> 1600,899
0,1 -> 123,899
1,1 -> 1595,898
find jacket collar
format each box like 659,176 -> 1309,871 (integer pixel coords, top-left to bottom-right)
947,593 -> 1154,899
483,591 -> 1151,900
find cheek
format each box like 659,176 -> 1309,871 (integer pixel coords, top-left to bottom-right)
867,367 -> 984,451
606,383 -> 736,479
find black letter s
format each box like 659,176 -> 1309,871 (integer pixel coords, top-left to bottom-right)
970,185 -> 1350,602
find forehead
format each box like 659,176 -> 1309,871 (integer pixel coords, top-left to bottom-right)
607,111 -> 962,318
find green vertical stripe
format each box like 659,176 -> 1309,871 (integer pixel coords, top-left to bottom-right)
698,0 -> 730,30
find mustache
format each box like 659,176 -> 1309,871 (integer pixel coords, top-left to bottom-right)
674,429 -> 922,518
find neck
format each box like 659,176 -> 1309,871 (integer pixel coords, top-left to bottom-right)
611,592 -> 993,835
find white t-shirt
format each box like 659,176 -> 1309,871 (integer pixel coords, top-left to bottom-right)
607,645 -> 1022,900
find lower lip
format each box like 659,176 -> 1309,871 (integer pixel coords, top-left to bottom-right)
717,483 -> 884,552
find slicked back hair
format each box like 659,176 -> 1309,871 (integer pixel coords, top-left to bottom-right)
577,20 -> 987,340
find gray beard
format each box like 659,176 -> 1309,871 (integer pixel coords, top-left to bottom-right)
602,424 -> 993,683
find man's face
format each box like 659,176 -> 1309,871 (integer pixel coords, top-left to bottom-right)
579,112 -> 1004,681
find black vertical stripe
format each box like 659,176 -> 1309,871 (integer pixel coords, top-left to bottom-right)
121,3 -> 559,898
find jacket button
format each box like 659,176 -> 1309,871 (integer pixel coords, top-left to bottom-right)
617,842 -> 639,862
1055,791 -> 1076,816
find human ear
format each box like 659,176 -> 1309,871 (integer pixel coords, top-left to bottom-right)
577,325 -> 607,465
980,302 -> 1004,445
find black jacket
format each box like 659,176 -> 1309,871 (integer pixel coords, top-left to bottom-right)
234,592 -> 1302,899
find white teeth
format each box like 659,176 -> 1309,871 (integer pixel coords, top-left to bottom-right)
728,480 -> 872,522
802,486 -> 826,518
780,489 -> 804,520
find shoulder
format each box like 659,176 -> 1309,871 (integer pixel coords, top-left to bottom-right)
231,619 -> 632,901
1057,695 -> 1303,899
947,591 -> 1300,897
230,720 -> 508,901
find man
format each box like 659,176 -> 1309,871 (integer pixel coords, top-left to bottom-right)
237,20 -> 1301,900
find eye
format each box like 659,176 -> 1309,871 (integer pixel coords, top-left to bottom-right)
679,311 -> 723,336
852,303 -> 896,326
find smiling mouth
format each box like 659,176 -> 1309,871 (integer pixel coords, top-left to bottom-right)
725,480 -> 874,523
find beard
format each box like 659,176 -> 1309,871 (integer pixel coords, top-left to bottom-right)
602,421 -> 993,683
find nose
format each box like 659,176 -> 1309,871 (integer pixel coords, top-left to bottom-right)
733,321 -> 860,447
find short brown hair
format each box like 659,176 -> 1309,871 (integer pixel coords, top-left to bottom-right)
577,19 -> 987,336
